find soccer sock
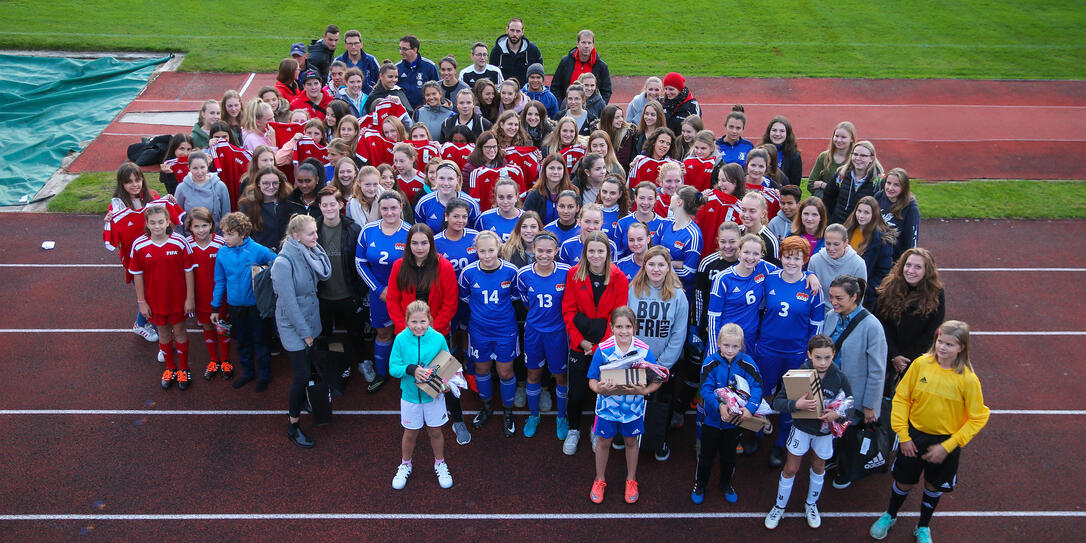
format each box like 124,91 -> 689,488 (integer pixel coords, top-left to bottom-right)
217,333 -> 231,361
526,382 -> 542,416
374,340 -> 392,377
887,481 -> 910,517
475,372 -> 493,401
499,377 -> 517,408
203,329 -> 218,361
919,488 -> 942,527
401,459 -> 411,466
555,384 -> 569,417
775,474 -> 794,508
434,458 -> 445,468
806,468 -> 825,505
159,341 -> 176,371
175,341 -> 190,371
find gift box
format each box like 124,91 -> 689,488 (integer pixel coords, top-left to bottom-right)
418,351 -> 463,399
783,369 -> 824,419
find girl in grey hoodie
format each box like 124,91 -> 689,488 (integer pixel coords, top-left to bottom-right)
175,151 -> 231,224
807,224 -> 866,316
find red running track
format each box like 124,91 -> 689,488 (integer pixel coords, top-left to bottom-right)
68,73 -> 1086,181
1,214 -> 1085,541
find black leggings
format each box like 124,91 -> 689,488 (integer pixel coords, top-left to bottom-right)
287,349 -> 310,418
565,351 -> 593,432
696,425 -> 741,489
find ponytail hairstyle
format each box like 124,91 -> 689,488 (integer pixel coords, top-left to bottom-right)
405,299 -> 432,324
926,320 -> 973,374
829,274 -> 867,307
142,205 -> 171,235
610,305 -> 638,332
673,185 -> 705,216
282,212 -> 317,250
691,129 -> 719,158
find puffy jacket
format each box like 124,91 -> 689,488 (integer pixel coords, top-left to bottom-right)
389,326 -> 450,404
386,256 -> 460,335
285,187 -> 322,222
661,87 -> 701,135
307,38 -> 337,82
316,214 -> 366,305
699,351 -> 764,430
490,35 -> 543,87
552,47 -> 612,104
211,237 -> 276,308
562,264 -> 629,352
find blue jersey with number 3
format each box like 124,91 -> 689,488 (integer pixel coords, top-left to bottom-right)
758,270 -> 824,355
355,220 -> 411,292
458,261 -> 520,333
516,262 -> 570,333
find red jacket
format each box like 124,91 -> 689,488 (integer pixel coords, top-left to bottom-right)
386,256 -> 459,335
276,80 -> 300,106
289,89 -> 335,120
561,264 -> 629,353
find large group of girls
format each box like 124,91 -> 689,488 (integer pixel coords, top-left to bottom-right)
102,20 -> 989,542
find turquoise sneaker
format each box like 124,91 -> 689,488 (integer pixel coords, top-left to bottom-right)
914,526 -> 932,543
869,513 -> 896,540
523,415 -> 541,438
556,417 -> 569,440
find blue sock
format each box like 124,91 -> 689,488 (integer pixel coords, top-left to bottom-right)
135,310 -> 149,327
526,382 -> 542,416
475,372 -> 492,401
374,340 -> 392,377
555,384 -> 568,417
500,377 -> 517,408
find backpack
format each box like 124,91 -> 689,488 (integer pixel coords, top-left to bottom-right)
251,264 -> 276,319
126,135 -> 173,166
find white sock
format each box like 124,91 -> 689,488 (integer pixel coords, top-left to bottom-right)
776,474 -> 794,509
807,468 -> 825,505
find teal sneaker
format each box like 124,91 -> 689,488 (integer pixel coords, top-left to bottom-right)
869,513 -> 896,540
914,526 -> 932,543
523,415 -> 541,438
556,417 -> 569,440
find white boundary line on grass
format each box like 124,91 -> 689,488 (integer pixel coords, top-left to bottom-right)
2,328 -> 1082,337
0,511 -> 1082,521
0,409 -> 1080,416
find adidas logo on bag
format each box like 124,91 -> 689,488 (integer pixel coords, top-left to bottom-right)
865,453 -> 887,470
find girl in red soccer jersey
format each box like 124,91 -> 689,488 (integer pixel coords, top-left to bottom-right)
104,163 -> 183,343
684,129 -> 719,192
129,206 -> 197,390
653,162 -> 683,217
159,133 -> 194,195
393,143 -> 426,204
185,207 -> 233,380
542,117 -> 584,174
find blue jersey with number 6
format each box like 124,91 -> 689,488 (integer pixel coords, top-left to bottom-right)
458,260 -> 520,333
355,220 -> 411,292
706,260 -> 778,354
516,262 -> 570,333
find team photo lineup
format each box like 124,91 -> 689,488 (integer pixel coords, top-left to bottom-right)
102,19 -> 991,541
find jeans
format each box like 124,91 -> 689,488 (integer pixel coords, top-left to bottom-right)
229,305 -> 271,380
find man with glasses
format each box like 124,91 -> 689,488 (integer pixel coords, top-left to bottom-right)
460,42 -> 504,88
335,29 -> 379,93
396,35 -> 440,110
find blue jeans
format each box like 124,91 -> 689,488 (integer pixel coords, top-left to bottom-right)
229,305 -> 271,380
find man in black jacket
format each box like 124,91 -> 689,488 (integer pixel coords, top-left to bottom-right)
307,24 -> 340,83
489,17 -> 543,87
552,29 -> 611,104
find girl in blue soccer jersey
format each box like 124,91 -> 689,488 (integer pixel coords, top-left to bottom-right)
499,211 -> 542,269
595,175 -> 629,242
615,181 -> 665,258
706,234 -> 776,356
654,185 -> 705,300
559,203 -> 618,266
758,236 -> 826,468
615,222 -> 651,282
543,190 -> 582,245
414,160 -> 479,233
435,198 -> 479,362
458,230 -> 521,436
474,177 -> 523,241
516,231 -> 571,438
355,191 -> 412,392
587,306 -> 662,505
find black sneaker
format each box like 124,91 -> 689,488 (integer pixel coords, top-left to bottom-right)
768,445 -> 786,468
832,473 -> 852,489
473,402 -> 492,429
367,376 -> 387,393
503,411 -> 515,437
654,441 -> 671,461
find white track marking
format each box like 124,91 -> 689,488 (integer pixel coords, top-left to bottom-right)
0,409 -> 1080,416
0,511 -> 1082,521
238,72 -> 256,96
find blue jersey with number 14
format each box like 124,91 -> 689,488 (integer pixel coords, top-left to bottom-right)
458,260 -> 520,332
516,262 -> 570,333
355,220 -> 411,292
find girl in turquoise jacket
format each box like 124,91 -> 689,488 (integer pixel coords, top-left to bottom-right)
388,301 -> 455,490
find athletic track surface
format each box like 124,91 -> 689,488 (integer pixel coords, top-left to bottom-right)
0,214 -> 1083,541
69,73 -> 1086,181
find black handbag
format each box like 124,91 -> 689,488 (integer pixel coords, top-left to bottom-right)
640,398 -> 670,451
304,345 -> 333,426
841,422 -> 892,482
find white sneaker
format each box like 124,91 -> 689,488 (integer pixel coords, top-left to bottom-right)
359,360 -> 376,382
539,389 -> 552,412
133,322 -> 158,342
805,502 -> 821,528
157,349 -> 165,363
434,461 -> 453,488
562,429 -> 581,455
392,463 -> 412,490
514,384 -> 527,408
765,505 -> 785,530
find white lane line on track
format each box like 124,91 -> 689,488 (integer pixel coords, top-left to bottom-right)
0,409 -> 1080,416
0,511 -> 1082,521
3,329 -> 1083,336
238,72 -> 256,96
5,264 -> 1082,272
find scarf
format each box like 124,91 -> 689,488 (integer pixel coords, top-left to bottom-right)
287,236 -> 332,279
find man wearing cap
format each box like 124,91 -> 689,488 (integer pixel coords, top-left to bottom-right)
290,70 -> 336,120
307,24 -> 340,83
335,29 -> 380,93
489,17 -> 543,87
521,63 -> 559,119
396,34 -> 439,110
551,29 -> 611,104
660,72 -> 701,135
290,42 -> 309,87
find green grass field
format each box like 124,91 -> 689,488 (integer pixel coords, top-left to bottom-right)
1,1 -> 1084,78
50,173 -> 1086,219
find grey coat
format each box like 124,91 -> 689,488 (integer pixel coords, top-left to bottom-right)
271,238 -> 332,352
824,309 -> 887,422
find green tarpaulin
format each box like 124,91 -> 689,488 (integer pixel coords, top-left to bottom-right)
0,53 -> 169,206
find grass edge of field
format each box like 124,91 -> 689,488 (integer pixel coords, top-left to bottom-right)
47,173 -> 1086,220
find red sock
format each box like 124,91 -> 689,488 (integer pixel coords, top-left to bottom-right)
175,341 -> 190,371
203,329 -> 219,361
160,341 -> 176,370
217,334 -> 231,362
